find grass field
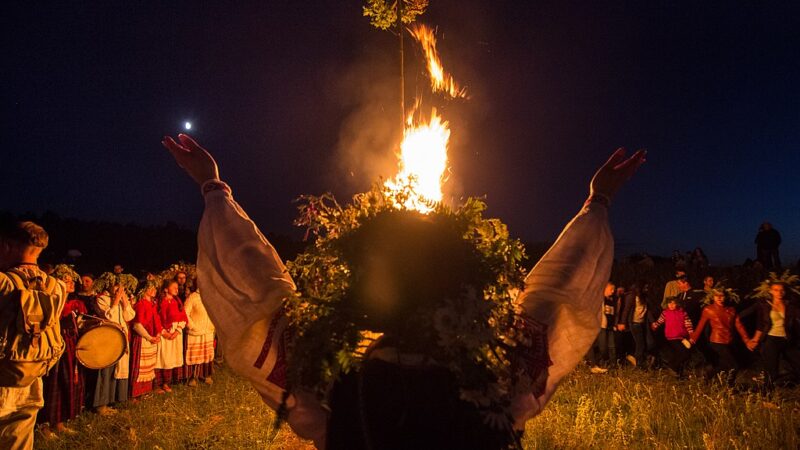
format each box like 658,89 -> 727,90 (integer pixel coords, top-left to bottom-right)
35,364 -> 799,449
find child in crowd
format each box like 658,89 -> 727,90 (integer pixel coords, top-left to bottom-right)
651,296 -> 694,378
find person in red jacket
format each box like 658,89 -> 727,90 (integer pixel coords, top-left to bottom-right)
156,280 -> 188,392
130,281 -> 164,398
689,286 -> 750,386
651,297 -> 694,378
38,265 -> 87,438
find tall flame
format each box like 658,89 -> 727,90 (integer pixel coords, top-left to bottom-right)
410,24 -> 467,99
385,109 -> 450,212
385,25 -> 464,212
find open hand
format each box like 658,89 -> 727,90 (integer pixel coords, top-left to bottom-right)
590,148 -> 647,201
162,134 -> 219,185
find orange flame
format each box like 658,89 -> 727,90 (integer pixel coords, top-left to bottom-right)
385,108 -> 450,212
410,24 -> 467,99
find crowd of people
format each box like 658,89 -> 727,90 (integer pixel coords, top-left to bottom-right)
0,135 -> 792,449
0,219 -> 218,449
586,266 -> 800,391
36,261 -> 217,439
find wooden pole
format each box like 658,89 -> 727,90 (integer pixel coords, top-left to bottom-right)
397,0 -> 405,131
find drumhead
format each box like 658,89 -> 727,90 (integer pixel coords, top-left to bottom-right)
76,323 -> 127,369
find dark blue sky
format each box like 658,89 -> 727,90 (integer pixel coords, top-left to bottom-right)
3,1 -> 799,265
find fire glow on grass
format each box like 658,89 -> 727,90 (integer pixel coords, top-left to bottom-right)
385,25 -> 463,213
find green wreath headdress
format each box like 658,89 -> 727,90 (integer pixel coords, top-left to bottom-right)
136,278 -> 162,299
52,264 -> 80,284
701,281 -> 740,306
750,270 -> 800,300
283,183 -> 531,429
92,272 -> 139,295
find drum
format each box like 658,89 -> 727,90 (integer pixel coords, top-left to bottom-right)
76,318 -> 127,369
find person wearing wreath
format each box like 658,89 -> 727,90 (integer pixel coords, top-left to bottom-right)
91,273 -> 136,415
163,133 -> 644,449
37,265 -> 87,438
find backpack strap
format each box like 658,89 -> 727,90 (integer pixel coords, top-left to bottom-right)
5,271 -> 27,291
40,275 -> 59,297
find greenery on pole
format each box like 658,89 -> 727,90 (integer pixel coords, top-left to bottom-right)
363,0 -> 429,30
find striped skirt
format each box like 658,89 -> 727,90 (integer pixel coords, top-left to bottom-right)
185,332 -> 215,366
130,335 -> 158,397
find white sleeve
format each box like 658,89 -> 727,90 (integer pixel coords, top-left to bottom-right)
511,202 -> 613,425
198,188 -> 296,322
95,295 -> 115,321
196,187 -> 329,435
184,295 -> 196,331
122,302 -> 136,322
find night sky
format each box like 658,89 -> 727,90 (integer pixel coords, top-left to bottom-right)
4,1 -> 799,265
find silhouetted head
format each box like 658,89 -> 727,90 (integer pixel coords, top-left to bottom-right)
337,209 -> 488,342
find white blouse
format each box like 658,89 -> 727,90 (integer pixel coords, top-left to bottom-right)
197,185 -> 612,449
184,291 -> 216,336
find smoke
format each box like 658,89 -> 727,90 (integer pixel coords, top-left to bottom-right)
327,50 -> 404,193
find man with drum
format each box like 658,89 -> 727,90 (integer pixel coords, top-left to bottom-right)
92,281 -> 135,415
0,221 -> 67,450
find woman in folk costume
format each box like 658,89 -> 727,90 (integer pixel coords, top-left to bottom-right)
184,282 -> 215,386
91,272 -> 137,415
37,265 -> 87,438
156,279 -> 187,392
129,280 -> 164,398
163,134 -> 645,449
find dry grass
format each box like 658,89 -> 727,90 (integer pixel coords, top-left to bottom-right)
35,366 -> 314,450
35,365 -> 799,449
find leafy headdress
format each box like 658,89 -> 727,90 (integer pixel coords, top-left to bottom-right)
158,262 -> 196,284
702,281 -> 740,306
92,272 -> 139,295
136,277 -> 162,299
750,270 -> 800,301
52,264 -> 80,284
283,183 -> 533,430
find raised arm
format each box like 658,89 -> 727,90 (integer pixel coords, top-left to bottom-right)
512,148 -> 645,425
162,134 -> 296,324
163,134 -> 326,446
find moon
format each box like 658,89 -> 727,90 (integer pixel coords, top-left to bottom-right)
184,121 -> 192,130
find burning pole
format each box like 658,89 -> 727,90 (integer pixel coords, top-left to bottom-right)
363,0 -> 430,130
397,0 -> 405,131
363,1 -> 466,212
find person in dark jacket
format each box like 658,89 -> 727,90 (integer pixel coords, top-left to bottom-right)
620,284 -> 655,368
755,222 -> 782,270
743,281 -> 800,388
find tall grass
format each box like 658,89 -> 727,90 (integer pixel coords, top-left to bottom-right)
524,366 -> 800,449
36,365 -> 799,449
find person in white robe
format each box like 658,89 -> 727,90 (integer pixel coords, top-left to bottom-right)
163,133 -> 645,449
92,285 -> 135,415
184,287 -> 216,385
